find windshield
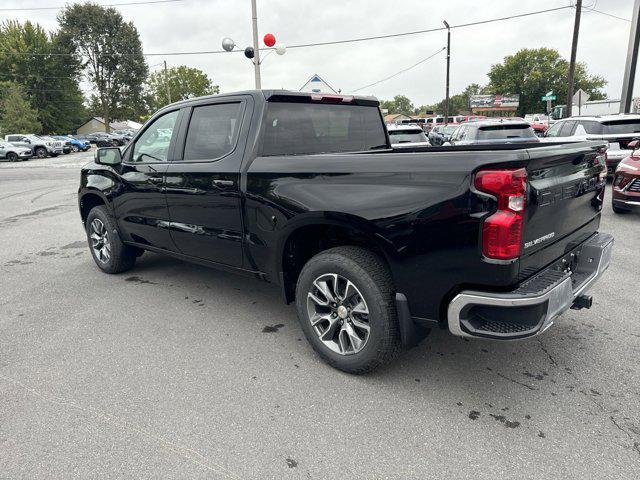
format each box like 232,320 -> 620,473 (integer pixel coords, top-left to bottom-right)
389,130 -> 428,144
262,102 -> 387,155
442,126 -> 457,135
603,119 -> 640,135
477,124 -> 536,140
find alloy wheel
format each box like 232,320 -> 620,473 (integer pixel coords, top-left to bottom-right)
90,218 -> 111,264
307,273 -> 371,355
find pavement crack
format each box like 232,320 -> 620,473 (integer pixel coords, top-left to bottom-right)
488,369 -> 536,391
537,339 -> 558,367
0,373 -> 241,479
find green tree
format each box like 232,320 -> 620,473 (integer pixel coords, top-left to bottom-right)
147,65 -> 219,112
0,81 -> 42,135
487,48 -> 606,116
58,3 -> 148,130
0,20 -> 85,133
380,95 -> 414,115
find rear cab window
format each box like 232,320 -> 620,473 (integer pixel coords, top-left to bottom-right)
183,102 -> 243,160
261,101 -> 387,156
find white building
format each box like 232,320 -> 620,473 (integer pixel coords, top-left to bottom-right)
299,74 -> 337,94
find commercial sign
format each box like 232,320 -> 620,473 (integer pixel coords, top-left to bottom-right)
470,94 -> 520,110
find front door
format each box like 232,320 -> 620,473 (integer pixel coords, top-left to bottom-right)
112,109 -> 181,251
164,98 -> 250,267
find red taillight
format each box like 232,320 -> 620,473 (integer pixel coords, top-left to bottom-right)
310,94 -> 354,104
474,168 -> 527,260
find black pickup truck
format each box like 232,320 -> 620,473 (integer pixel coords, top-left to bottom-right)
78,90 -> 613,374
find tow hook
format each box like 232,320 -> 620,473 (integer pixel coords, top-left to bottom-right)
571,294 -> 593,310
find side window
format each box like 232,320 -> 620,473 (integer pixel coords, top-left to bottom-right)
545,122 -> 563,137
183,102 -> 243,161
559,120 -> 577,137
581,121 -> 604,135
131,110 -> 179,163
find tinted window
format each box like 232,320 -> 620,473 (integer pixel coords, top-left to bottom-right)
7,135 -> 22,142
132,110 -> 179,162
578,121 -> 604,135
559,121 -> 577,137
262,102 -> 387,156
603,119 -> 640,135
183,103 -> 243,161
388,130 -> 428,144
477,124 -> 536,140
545,122 -> 563,137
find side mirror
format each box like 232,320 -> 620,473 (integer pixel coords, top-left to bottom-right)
95,147 -> 122,166
628,139 -> 640,150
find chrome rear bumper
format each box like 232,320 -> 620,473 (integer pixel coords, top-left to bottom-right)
447,232 -> 614,340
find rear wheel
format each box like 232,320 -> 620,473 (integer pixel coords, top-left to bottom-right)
34,147 -> 47,158
295,246 -> 400,374
7,152 -> 18,162
86,205 -> 138,274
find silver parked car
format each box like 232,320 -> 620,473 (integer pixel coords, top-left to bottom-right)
0,141 -> 32,162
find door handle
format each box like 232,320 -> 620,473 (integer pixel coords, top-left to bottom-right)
148,177 -> 163,184
212,179 -> 234,188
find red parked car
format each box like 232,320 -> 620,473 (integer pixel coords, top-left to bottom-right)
612,139 -> 640,213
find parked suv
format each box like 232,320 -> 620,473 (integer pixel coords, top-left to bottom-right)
4,134 -> 63,158
542,114 -> 640,174
446,119 -> 539,146
0,141 -> 32,161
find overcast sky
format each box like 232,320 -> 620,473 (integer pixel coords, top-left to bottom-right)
1,0 -> 637,107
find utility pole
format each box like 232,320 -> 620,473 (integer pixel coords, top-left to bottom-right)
163,60 -> 171,104
620,0 -> 640,113
443,20 -> 450,125
566,0 -> 582,118
250,0 -> 262,89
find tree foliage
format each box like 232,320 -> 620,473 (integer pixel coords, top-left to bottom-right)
58,3 -> 148,130
0,81 -> 42,135
380,95 -> 414,115
0,20 -> 85,133
486,48 -> 606,116
147,65 -> 219,112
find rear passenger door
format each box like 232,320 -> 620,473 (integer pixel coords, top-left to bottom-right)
164,97 -> 252,267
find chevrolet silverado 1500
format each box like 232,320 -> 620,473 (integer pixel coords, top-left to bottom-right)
78,90 -> 613,373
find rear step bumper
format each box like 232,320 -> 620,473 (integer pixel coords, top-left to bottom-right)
447,232 -> 614,340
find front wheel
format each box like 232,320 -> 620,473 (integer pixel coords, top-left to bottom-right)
295,246 -> 400,374
612,203 -> 630,214
34,147 -> 47,158
7,152 -> 18,162
71,145 -> 79,153
85,205 -> 138,274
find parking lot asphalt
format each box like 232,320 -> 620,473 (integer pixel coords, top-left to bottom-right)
1,152 -> 639,479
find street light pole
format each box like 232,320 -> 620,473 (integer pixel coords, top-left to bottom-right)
250,0 -> 261,89
620,0 -> 640,113
443,20 -> 450,125
566,0 -> 582,118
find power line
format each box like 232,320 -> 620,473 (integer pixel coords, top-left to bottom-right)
0,5 -> 574,57
352,47 -> 446,93
0,0 -> 184,11
586,8 -> 632,22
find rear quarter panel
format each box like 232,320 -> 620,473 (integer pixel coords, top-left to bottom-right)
245,150 -> 530,321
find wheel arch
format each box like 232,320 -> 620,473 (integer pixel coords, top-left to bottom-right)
277,213 -> 397,303
79,189 -> 112,225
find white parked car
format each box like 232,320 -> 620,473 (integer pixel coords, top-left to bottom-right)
3,134 -> 64,158
541,114 -> 640,174
0,141 -> 32,161
387,124 -> 431,148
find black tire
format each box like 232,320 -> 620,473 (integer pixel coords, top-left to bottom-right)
295,246 -> 401,374
85,205 -> 138,274
50,153 -> 58,157
7,152 -> 18,162
71,145 -> 79,153
34,147 -> 47,158
612,203 -> 630,214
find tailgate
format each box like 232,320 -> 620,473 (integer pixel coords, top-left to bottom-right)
521,142 -> 606,272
